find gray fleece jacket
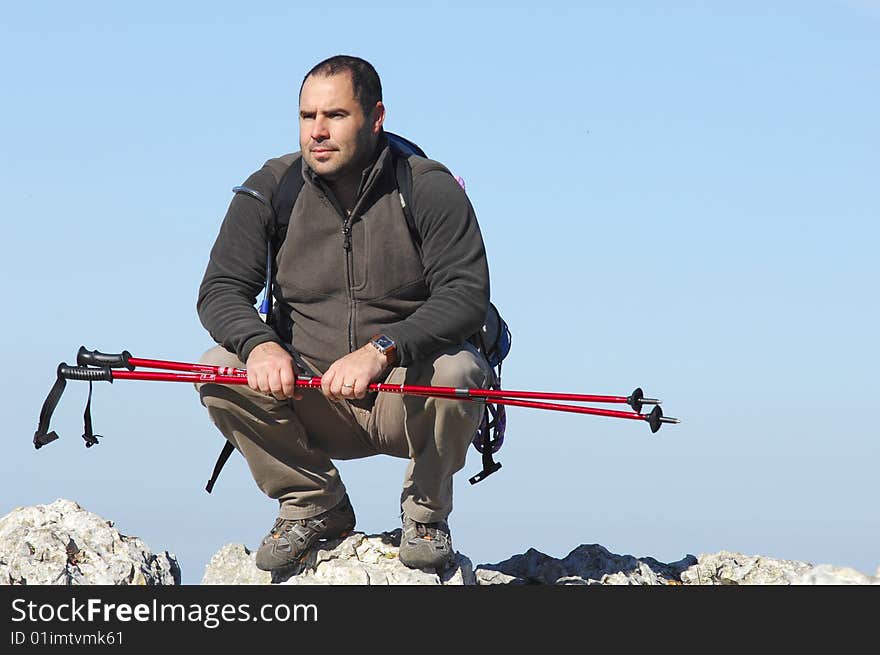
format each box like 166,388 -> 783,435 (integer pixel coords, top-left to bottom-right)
197,136 -> 490,373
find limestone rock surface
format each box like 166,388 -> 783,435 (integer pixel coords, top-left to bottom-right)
790,563 -> 880,585
0,499 -> 180,585
474,544 -> 697,585
679,551 -> 813,585
201,529 -> 474,585
200,543 -> 271,585
678,551 -> 879,585
5,500 -> 878,586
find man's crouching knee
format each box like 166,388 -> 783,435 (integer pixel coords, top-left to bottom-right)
423,342 -> 492,391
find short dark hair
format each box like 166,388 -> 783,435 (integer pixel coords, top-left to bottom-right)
300,55 -> 383,116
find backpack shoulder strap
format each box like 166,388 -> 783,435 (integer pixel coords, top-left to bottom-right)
386,131 -> 427,257
392,148 -> 422,256
270,154 -> 305,245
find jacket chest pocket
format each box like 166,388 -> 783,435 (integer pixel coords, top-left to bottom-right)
275,195 -> 348,298
352,197 -> 424,299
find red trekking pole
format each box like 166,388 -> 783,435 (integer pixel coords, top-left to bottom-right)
34,347 -> 681,452
83,347 -> 679,427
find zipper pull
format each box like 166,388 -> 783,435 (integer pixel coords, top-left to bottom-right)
342,224 -> 352,251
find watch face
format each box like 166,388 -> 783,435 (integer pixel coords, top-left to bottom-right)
373,335 -> 394,351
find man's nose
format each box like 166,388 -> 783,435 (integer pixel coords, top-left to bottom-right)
311,116 -> 329,141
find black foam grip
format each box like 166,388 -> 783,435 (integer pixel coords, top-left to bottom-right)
59,365 -> 114,382
77,346 -> 133,370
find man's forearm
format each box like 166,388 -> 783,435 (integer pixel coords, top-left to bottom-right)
197,283 -> 281,361
381,281 -> 488,366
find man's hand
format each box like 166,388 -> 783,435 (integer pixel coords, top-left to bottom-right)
245,341 -> 303,401
321,343 -> 389,402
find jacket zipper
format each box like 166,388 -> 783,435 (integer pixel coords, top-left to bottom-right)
342,218 -> 355,353
316,179 -> 362,355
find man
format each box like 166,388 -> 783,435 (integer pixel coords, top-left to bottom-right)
196,55 -> 491,572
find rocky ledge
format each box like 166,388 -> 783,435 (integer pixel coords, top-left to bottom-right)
0,499 -> 180,585
2,500 -> 877,585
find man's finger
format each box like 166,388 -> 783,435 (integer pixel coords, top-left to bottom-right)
258,370 -> 272,396
280,364 -> 295,399
353,377 -> 368,400
340,378 -> 356,397
269,369 -> 286,400
290,361 -> 304,400
330,373 -> 346,400
321,367 -> 337,401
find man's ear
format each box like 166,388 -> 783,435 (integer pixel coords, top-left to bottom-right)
370,102 -> 386,134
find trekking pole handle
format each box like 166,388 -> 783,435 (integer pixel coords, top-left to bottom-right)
58,364 -> 114,383
76,346 -> 134,370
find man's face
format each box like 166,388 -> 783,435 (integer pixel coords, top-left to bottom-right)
299,72 -> 384,181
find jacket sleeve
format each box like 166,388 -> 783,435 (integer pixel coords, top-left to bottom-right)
196,165 -> 283,362
380,168 -> 490,366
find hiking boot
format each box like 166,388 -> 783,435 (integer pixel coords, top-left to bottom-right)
398,512 -> 454,570
255,494 -> 356,571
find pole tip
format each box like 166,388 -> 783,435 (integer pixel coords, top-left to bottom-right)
646,406 -> 681,433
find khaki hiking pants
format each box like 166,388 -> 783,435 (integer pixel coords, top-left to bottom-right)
195,343 -> 490,523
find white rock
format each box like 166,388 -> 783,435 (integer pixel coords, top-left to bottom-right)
200,544 -> 270,585
791,564 -> 880,585
476,568 -> 524,585
680,551 -> 814,585
201,529 -> 476,585
0,499 -> 179,585
678,552 -> 880,585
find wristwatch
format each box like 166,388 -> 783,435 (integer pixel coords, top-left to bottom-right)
369,334 -> 398,366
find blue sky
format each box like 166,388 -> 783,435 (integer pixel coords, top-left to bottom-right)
2,1 -> 878,584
